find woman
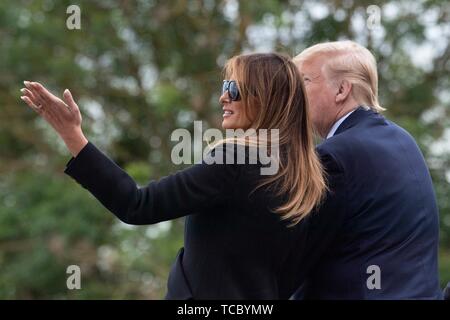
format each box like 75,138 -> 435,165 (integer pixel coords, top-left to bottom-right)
20,53 -> 326,299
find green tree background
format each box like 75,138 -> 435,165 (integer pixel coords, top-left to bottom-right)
0,0 -> 449,298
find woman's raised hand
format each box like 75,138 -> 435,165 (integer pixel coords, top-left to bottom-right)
20,81 -> 88,157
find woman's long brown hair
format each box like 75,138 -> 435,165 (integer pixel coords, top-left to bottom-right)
223,53 -> 327,225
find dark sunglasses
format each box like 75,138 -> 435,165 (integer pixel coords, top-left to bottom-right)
222,80 -> 241,101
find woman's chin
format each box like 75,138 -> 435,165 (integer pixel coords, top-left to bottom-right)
221,119 -> 236,129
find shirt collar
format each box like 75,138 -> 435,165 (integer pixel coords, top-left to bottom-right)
326,109 -> 356,139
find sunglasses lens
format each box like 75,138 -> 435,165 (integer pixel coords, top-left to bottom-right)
229,82 -> 238,100
222,81 -> 228,95
228,82 -> 236,100
221,80 -> 240,101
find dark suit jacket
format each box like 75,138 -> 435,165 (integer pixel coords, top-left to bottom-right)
64,142 -> 345,299
294,107 -> 442,299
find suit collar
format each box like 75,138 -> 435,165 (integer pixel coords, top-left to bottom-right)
333,106 -> 375,136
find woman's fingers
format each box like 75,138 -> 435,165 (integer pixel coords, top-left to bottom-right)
20,95 -> 43,114
20,88 -> 38,104
21,81 -> 79,115
32,82 -> 58,106
23,81 -> 33,90
21,81 -> 79,117
24,81 -> 46,107
24,81 -> 61,108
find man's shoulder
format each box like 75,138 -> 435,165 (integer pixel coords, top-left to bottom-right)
315,138 -> 348,176
316,113 -> 422,173
316,129 -> 361,165
316,113 -> 384,173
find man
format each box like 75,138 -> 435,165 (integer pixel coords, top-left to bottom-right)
292,40 -> 442,299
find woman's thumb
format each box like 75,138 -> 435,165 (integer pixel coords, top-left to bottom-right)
63,89 -> 78,111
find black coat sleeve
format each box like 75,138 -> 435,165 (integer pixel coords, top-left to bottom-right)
64,142 -> 240,225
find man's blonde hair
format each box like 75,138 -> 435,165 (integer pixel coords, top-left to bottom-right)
293,40 -> 385,113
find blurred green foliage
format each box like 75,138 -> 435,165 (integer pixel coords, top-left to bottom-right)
0,0 -> 449,298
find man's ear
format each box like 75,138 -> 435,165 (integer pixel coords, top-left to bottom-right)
335,79 -> 352,103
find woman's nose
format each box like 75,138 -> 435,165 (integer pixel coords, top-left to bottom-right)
219,91 -> 229,104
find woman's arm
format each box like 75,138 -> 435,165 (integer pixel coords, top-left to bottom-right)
20,81 -> 239,225
64,142 -> 239,224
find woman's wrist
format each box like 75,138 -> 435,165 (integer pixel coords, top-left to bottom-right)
61,129 -> 89,157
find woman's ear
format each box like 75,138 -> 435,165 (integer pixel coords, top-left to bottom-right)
335,79 -> 352,103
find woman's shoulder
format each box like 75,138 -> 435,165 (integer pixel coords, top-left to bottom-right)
203,142 -> 279,188
205,142 -> 272,166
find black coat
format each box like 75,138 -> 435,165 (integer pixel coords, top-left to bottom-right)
64,141 -> 344,299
